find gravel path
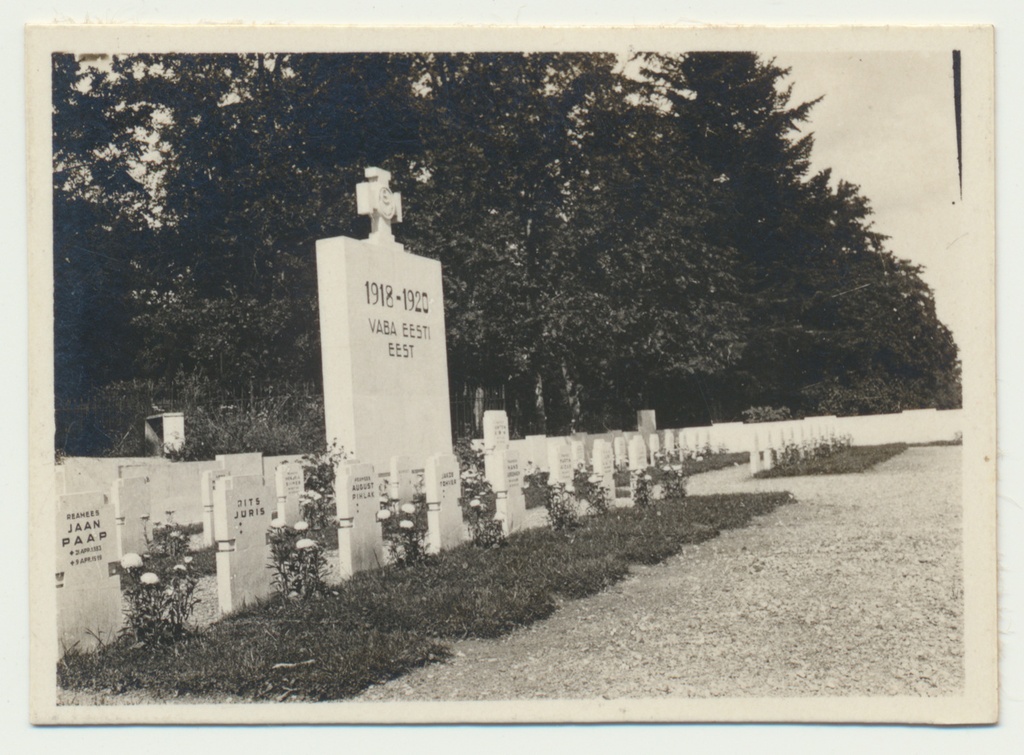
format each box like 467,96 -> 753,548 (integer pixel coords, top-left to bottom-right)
356,446 -> 963,700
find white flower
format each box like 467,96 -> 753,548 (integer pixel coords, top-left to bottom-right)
522,482 -> 530,489
643,474 -> 652,481
183,556 -> 194,564
171,530 -> 184,538
376,509 -> 392,521
589,474 -> 601,484
140,572 -> 160,585
469,499 -> 482,509
295,538 -> 317,549
271,518 -> 287,529
461,470 -> 475,480
305,490 -> 322,500
294,521 -> 309,532
399,519 -> 414,530
173,564 -> 187,572
400,503 -> 417,515
120,553 -> 143,569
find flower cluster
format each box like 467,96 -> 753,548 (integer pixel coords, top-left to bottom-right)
119,551 -> 198,645
772,433 -> 852,469
299,441 -> 349,530
268,518 -> 329,598
543,481 -> 581,532
630,469 -> 654,509
145,519 -> 190,560
457,446 -> 505,549
572,466 -> 610,516
650,451 -> 688,499
378,478 -> 431,566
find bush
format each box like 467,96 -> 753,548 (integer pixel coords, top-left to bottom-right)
572,466 -> 609,515
299,441 -> 348,532
118,552 -> 199,646
268,520 -> 329,598
145,520 -> 190,560
455,441 -> 506,548
542,481 -> 581,532
742,405 -> 793,423
378,477 -> 432,567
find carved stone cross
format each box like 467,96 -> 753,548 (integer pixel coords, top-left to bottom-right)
355,167 -> 403,245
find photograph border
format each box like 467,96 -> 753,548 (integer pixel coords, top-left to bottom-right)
26,22 -> 997,726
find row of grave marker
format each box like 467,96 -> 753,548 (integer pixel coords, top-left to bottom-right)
747,419 -> 839,474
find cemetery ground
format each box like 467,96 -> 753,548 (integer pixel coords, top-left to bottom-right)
57,446 -> 962,704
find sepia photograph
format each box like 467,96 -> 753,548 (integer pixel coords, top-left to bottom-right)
24,23 -> 999,729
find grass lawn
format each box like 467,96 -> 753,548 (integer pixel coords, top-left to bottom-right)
753,443 -> 909,478
59,490 -> 794,703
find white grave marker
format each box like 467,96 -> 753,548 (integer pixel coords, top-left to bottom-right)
486,447 -> 526,535
212,474 -> 277,614
569,439 -> 586,470
200,469 -> 229,547
111,475 -> 151,559
591,439 -> 615,500
335,462 -> 384,578
275,462 -> 305,525
613,436 -> 627,469
317,168 -> 451,472
649,432 -> 661,459
57,491 -> 121,652
482,410 -> 510,453
389,456 -> 417,503
424,454 -> 464,553
628,435 -> 647,471
546,440 -> 573,487
663,430 -> 676,458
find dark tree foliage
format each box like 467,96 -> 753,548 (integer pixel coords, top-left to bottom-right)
52,50 -> 961,452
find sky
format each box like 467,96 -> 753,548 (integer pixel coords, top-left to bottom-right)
777,50 -> 970,342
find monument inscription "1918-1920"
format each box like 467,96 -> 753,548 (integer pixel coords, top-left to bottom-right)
317,167 -> 453,472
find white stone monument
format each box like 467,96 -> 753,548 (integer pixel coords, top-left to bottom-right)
200,469 -> 229,547
317,167 -> 452,472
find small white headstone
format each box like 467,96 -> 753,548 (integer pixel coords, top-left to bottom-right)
569,439 -> 586,470
57,491 -> 121,652
424,454 -> 463,553
200,469 -> 229,547
546,440 -> 573,486
111,475 -> 151,559
613,436 -> 627,468
335,462 -> 384,578
628,435 -> 647,471
591,439 -> 615,499
663,430 -> 676,455
482,410 -> 510,453
212,475 -> 277,615
389,456 -> 417,503
275,462 -> 305,525
649,432 -> 661,458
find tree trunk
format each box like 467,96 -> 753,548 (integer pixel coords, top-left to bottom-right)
534,371 -> 547,435
561,359 -> 582,434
